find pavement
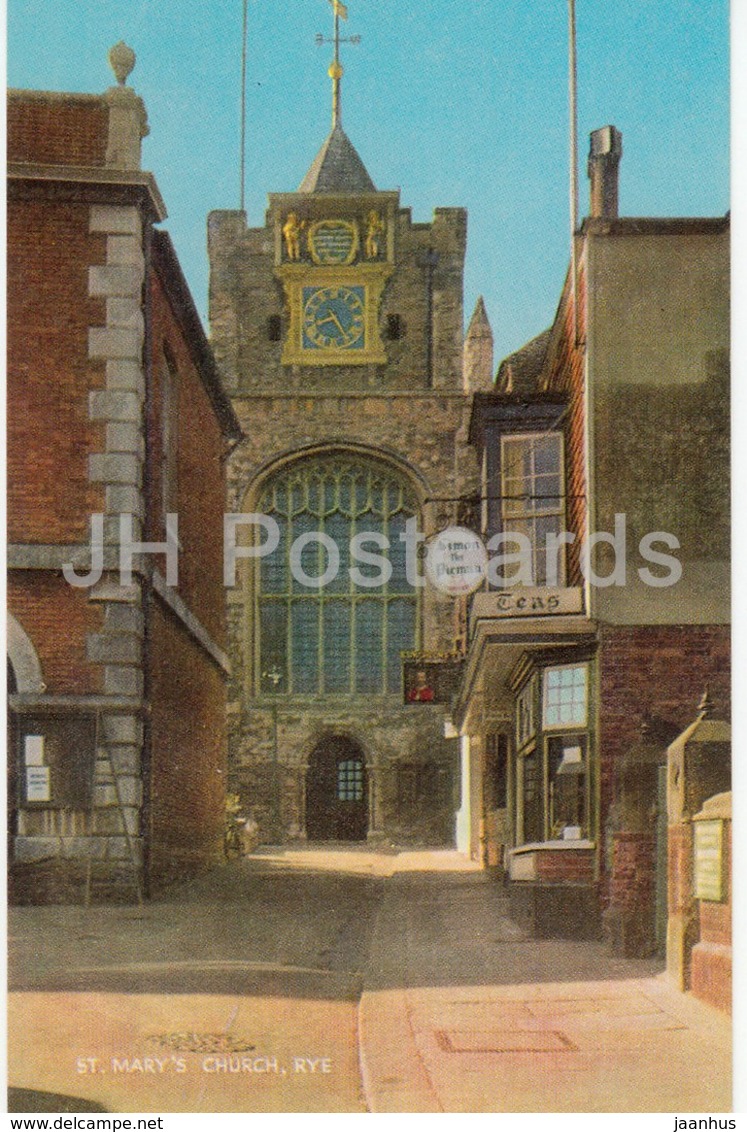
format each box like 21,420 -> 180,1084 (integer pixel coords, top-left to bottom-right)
7,848 -> 733,1113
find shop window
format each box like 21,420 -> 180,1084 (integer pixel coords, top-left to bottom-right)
514,662 -> 592,844
548,735 -> 588,838
500,432 -> 565,585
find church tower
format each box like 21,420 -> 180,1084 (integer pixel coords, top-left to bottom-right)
208,2 -> 479,844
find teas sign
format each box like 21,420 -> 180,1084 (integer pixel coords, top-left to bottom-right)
426,526 -> 488,596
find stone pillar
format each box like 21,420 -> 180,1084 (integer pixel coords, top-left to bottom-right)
666,697 -> 730,990
690,792 -> 731,1013
366,764 -> 386,839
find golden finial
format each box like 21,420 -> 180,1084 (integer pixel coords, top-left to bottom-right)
315,0 -> 360,129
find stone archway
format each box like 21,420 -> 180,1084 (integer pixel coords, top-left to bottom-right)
7,613 -> 44,694
306,735 -> 368,842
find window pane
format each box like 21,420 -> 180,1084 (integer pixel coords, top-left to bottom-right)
355,599 -> 383,693
352,517 -> 384,591
337,758 -> 364,801
260,522 -> 287,594
291,513 -> 318,591
291,600 -> 319,693
388,512 -> 413,593
533,434 -> 562,475
386,598 -> 416,694
548,735 -> 588,837
323,600 -> 351,693
259,600 -> 287,691
543,665 -> 588,727
501,434 -> 565,575
323,512 -> 350,594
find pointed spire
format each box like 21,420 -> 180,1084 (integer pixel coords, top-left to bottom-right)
463,296 -> 494,392
298,123 -> 376,193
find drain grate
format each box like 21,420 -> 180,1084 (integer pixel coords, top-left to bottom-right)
436,1029 -> 577,1054
146,1032 -> 256,1054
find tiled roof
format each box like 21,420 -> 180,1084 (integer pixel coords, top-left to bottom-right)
495,328 -> 551,394
298,123 -> 376,193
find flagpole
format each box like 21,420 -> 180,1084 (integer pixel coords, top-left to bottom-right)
568,0 -> 579,345
240,0 -> 248,212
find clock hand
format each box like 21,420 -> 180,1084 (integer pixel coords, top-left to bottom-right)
318,310 -> 346,334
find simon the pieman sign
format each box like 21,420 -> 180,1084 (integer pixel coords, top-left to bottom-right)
425,527 -> 488,596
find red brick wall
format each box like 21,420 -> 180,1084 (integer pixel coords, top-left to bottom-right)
8,572 -> 104,695
7,198 -> 106,542
598,623 -> 730,888
691,820 -> 731,1013
146,599 -> 227,888
8,95 -> 108,166
146,265 -> 227,647
535,848 -> 595,883
610,832 -> 655,911
544,266 -> 588,585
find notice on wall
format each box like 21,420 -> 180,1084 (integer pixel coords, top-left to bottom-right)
694,819 -> 724,902
26,765 -> 52,803
24,735 -> 45,766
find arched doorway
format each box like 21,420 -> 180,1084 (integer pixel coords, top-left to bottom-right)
306,736 -> 368,842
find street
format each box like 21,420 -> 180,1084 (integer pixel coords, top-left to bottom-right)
8,848 -> 732,1113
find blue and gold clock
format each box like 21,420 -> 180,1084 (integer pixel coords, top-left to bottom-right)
302,285 -> 365,351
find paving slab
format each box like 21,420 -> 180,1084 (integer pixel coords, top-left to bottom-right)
358,852 -> 733,1113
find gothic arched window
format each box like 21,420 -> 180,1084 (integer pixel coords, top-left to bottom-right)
256,455 -> 419,696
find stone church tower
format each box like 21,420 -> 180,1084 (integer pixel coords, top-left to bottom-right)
208,16 -> 482,844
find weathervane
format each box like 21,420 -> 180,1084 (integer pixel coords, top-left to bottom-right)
315,0 -> 361,129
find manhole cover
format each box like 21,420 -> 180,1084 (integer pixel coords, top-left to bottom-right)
147,1032 -> 256,1053
436,1029 -> 577,1054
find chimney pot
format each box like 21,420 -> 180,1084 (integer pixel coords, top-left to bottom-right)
588,125 -> 623,219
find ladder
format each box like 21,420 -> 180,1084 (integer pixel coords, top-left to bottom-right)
84,710 -> 143,906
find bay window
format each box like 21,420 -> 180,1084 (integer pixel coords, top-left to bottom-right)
514,661 -> 592,844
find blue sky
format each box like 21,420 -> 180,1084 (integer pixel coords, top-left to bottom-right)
7,0 -> 729,363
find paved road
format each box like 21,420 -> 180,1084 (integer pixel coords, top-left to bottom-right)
8,848 -> 733,1113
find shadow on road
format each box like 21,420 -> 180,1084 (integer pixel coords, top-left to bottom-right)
9,848 -> 663,1000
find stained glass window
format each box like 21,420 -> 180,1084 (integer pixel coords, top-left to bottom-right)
257,456 -> 419,695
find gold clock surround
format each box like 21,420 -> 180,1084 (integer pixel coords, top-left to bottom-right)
276,262 -> 392,366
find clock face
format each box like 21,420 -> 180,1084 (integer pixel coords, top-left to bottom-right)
302,286 -> 365,351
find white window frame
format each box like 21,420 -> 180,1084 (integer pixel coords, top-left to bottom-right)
542,663 -> 589,730
500,431 -> 566,586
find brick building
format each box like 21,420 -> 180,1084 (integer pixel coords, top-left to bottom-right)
452,127 -> 730,947
7,46 -> 242,901
208,68 -> 493,842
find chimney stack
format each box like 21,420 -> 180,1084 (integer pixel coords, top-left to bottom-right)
588,125 -> 622,218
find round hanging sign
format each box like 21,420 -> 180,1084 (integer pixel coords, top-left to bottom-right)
425,526 -> 488,595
